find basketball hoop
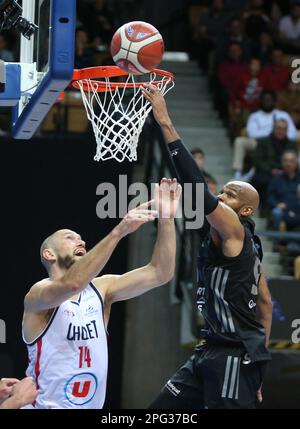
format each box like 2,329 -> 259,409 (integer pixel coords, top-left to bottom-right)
71,66 -> 175,162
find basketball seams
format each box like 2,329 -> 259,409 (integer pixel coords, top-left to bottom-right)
127,34 -> 163,53
119,24 -> 131,50
126,54 -> 149,74
125,22 -> 143,63
111,21 -> 164,74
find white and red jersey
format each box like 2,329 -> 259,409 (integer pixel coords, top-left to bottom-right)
23,283 -> 108,409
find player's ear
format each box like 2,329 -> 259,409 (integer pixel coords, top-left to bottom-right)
42,248 -> 56,264
240,206 -> 253,217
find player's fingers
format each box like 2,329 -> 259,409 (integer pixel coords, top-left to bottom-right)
129,215 -> 155,223
160,177 -> 168,183
159,178 -> 170,190
1,378 -> 20,386
176,183 -> 182,196
5,379 -> 20,387
170,180 -> 179,192
138,200 -> 155,209
133,209 -> 158,216
160,182 -> 170,191
141,89 -> 152,101
143,83 -> 157,93
1,385 -> 14,397
130,211 -> 156,220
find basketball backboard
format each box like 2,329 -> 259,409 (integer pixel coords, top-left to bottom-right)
1,0 -> 76,139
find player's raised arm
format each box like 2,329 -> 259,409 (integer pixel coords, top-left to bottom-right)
24,204 -> 158,312
142,84 -> 244,241
94,179 -> 181,304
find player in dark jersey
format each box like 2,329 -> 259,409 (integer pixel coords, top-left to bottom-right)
142,84 -> 273,409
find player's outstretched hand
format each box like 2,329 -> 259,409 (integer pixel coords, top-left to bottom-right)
142,83 -> 171,126
12,377 -> 38,408
117,201 -> 158,238
154,178 -> 182,219
0,377 -> 38,409
0,378 -> 19,402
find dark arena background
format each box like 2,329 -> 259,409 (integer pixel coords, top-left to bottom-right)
0,0 -> 300,410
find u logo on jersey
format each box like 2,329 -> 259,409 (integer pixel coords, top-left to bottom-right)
64,373 -> 98,405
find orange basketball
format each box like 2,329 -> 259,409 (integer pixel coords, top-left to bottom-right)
110,21 -> 164,75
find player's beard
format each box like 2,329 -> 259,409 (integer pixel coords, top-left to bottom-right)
57,254 -> 76,270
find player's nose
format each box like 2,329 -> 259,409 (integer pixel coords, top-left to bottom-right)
77,239 -> 86,248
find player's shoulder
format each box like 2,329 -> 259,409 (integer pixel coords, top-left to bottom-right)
92,274 -> 120,292
28,277 -> 51,293
24,278 -> 52,315
36,277 -> 51,285
242,219 -> 263,261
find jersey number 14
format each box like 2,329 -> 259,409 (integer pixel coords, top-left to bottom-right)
78,346 -> 91,368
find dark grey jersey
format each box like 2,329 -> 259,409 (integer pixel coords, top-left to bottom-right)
196,219 -> 271,362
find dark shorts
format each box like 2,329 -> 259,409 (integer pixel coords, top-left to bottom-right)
149,343 -> 268,409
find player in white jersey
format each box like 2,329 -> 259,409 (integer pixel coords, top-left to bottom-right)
22,179 -> 181,409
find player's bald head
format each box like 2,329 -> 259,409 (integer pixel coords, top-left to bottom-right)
40,230 -> 66,254
224,181 -> 260,216
40,229 -> 72,270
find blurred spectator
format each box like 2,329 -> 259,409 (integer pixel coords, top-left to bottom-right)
90,0 -> 115,47
191,147 -> 217,185
218,42 -> 247,101
277,81 -> 300,129
263,47 -> 291,92
74,28 -> 95,69
216,17 -> 251,63
229,58 -> 266,138
0,34 -> 14,62
232,91 -> 298,179
279,0 -> 300,53
246,91 -> 297,139
252,31 -> 274,64
191,148 -> 218,194
216,42 -> 248,120
232,58 -> 266,112
268,150 -> 300,229
244,0 -> 271,43
195,0 -> 229,70
252,119 -> 298,204
191,147 -> 213,172
206,177 -> 218,195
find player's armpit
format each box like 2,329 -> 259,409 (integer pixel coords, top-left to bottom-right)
206,202 -> 244,241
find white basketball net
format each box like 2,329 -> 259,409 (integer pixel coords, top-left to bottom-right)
76,72 -> 174,162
